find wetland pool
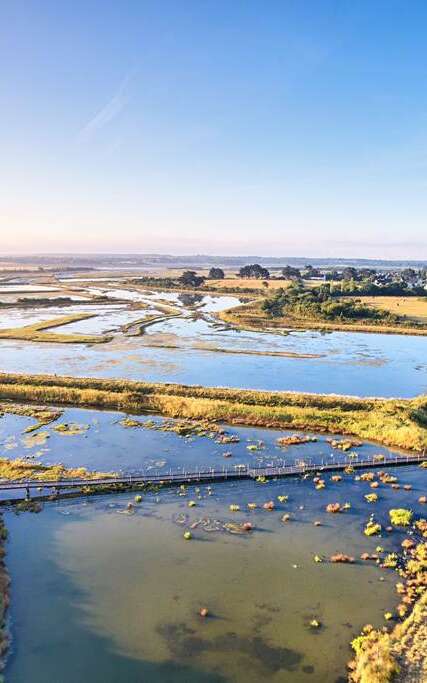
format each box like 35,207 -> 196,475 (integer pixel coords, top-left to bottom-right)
0,289 -> 426,396
5,463 -> 426,683
1,403 -> 426,682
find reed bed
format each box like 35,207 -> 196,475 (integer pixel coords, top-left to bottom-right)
0,373 -> 426,452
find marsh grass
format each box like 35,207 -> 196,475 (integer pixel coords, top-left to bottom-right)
0,457 -> 113,481
0,372 -> 426,452
0,313 -> 112,344
219,301 -> 427,336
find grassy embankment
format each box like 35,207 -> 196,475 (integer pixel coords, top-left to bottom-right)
0,373 -> 426,452
348,540 -> 427,683
218,300 -> 427,336
0,314 -> 112,344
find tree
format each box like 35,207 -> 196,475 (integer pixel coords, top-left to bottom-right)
303,265 -> 322,279
282,265 -> 301,279
239,264 -> 270,279
179,270 -> 205,288
208,267 -> 225,280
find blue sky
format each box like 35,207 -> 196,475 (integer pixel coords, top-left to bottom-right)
1,0 -> 427,258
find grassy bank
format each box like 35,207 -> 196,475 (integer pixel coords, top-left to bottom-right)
0,314 -> 112,344
219,301 -> 427,336
348,540 -> 427,682
0,373 -> 426,452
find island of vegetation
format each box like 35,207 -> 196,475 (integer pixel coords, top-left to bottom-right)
0,313 -> 112,344
219,282 -> 427,336
0,372 -> 426,452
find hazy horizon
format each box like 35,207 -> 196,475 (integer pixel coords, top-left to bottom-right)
2,1 -> 427,259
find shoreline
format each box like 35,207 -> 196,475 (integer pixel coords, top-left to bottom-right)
0,372 -> 426,453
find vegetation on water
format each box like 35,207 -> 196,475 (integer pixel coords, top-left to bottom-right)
0,372 -> 426,452
0,457 -> 114,482
0,403 -> 61,432
0,313 -> 112,344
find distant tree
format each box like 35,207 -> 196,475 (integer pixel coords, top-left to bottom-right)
282,265 -> 301,279
262,280 -> 269,289
179,270 -> 205,288
342,267 -> 359,281
208,267 -> 225,280
303,265 -> 322,279
239,264 -> 270,279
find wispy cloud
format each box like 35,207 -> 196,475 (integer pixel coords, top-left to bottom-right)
77,74 -> 132,142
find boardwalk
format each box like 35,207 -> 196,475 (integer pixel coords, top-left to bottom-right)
0,452 -> 425,501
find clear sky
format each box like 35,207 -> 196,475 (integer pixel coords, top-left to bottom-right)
1,0 -> 427,258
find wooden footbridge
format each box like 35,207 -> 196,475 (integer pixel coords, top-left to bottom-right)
0,452 -> 425,502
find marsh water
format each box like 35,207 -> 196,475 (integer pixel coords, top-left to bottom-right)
0,288 -> 426,396
1,407 -> 426,681
1,283 -> 426,681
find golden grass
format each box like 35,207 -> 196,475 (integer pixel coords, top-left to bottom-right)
0,372 -> 426,452
347,296 -> 427,324
219,300 -> 427,336
0,457 -> 114,482
0,313 -> 112,344
349,563 -> 427,682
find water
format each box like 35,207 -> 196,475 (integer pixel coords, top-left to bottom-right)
0,289 -> 426,396
0,407 -> 410,478
6,464 -> 425,683
1,285 -> 426,682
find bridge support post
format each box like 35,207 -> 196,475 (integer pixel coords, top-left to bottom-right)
25,486 -> 31,501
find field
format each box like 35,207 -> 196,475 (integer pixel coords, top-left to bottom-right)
348,296 -> 427,323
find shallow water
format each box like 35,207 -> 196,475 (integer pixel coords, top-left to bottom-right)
1,288 -> 426,396
0,407 -> 409,481
6,466 -> 425,683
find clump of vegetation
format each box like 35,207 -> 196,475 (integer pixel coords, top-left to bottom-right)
277,434 -> 316,446
261,283 -> 401,323
53,423 -> 89,435
0,457 -> 114,482
389,508 -> 413,526
364,520 -> 382,536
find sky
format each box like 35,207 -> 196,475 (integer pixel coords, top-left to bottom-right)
1,0 -> 427,259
